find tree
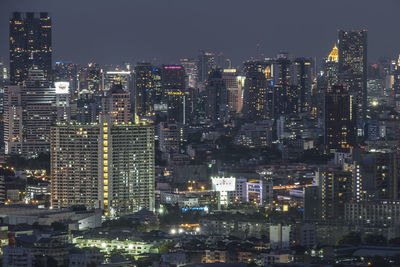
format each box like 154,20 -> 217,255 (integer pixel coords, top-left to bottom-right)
51,221 -> 67,231
364,234 -> 387,245
337,231 -> 361,246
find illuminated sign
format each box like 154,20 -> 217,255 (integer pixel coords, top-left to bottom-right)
211,177 -> 236,192
164,66 -> 182,70
55,82 -> 70,94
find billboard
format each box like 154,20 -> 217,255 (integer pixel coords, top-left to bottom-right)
211,177 -> 236,192
55,82 -> 70,94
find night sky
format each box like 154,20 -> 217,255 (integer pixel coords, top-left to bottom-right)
0,0 -> 399,66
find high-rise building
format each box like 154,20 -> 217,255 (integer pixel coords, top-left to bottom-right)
338,30 -> 368,123
319,169 -> 353,221
205,69 -> 227,122
50,124 -> 101,210
9,12 -> 52,85
197,50 -> 215,82
242,61 -> 269,120
222,69 -> 244,114
78,63 -> 101,95
54,61 -> 78,101
4,67 -> 68,157
324,85 -> 357,152
102,83 -> 131,124
51,119 -> 155,216
392,55 -> 400,112
292,58 -> 312,113
273,54 -> 293,117
324,44 -> 339,88
180,58 -> 198,89
162,65 -> 187,124
134,63 -> 154,117
372,152 -> 400,200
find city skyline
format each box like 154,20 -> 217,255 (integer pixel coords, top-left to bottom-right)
1,0 -> 400,65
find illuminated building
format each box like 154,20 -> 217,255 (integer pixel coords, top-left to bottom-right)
318,169 -> 353,221
102,71 -> 132,91
324,85 -> 357,152
197,50 -> 215,82
338,30 -> 368,123
211,176 -> 236,209
134,63 -> 154,117
78,63 -> 101,95
161,65 -> 187,124
50,124 -> 101,210
392,55 -> 400,112
9,12 -> 52,85
205,69 -> 228,123
158,122 -> 185,154
54,61 -> 78,100
51,119 -> 155,216
372,152 -> 400,200
273,53 -> 292,117
102,83 -> 131,124
325,44 -> 339,88
180,58 -> 198,88
4,67 -> 68,157
242,61 -> 269,120
292,57 -> 312,113
222,69 -> 244,114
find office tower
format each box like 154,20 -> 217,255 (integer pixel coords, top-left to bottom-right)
152,67 -> 163,104
205,69 -> 227,122
242,61 -> 269,120
373,152 -> 400,200
78,63 -> 101,95
4,67 -> 64,157
324,85 -> 357,152
102,70 -> 132,92
50,124 -> 101,209
392,55 -> 400,112
319,169 -> 353,221
222,69 -> 244,114
51,120 -> 155,216
292,58 -> 312,113
54,61 -> 78,101
338,30 -> 368,123
102,83 -> 131,124
273,53 -> 293,117
162,65 -> 187,124
158,122 -> 185,154
197,50 -> 216,82
9,12 -> 52,85
180,58 -> 198,88
134,63 -> 154,117
325,44 -> 339,88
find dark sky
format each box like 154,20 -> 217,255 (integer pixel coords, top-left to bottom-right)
1,0 -> 399,67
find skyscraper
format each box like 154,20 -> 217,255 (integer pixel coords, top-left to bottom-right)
9,12 -> 52,85
222,69 -> 244,114
197,50 -> 215,83
162,65 -> 187,124
4,67 -> 66,157
242,61 -> 269,121
292,58 -> 312,113
205,69 -> 227,123
134,63 -> 154,117
338,30 -> 368,123
324,85 -> 357,152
